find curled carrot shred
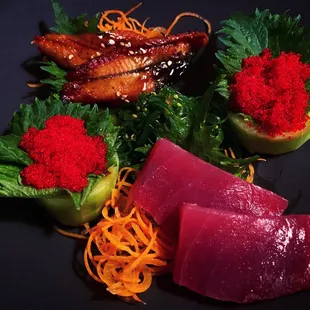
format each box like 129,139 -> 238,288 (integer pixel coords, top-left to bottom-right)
97,2 -> 211,38
84,167 -> 175,303
27,82 -> 44,88
246,164 -> 255,183
165,12 -> 212,36
53,225 -> 88,240
97,2 -> 157,37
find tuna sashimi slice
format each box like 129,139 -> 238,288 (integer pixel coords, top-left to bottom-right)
130,139 -> 288,240
173,203 -> 310,303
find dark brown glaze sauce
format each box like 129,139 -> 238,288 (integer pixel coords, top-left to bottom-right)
34,30 -> 208,103
66,42 -> 192,81
62,58 -> 190,103
34,31 -> 208,69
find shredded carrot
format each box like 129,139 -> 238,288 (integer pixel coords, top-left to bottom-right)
97,3 -> 211,38
54,225 -> 88,240
84,167 -> 175,303
97,3 -> 153,36
228,147 -> 236,159
27,83 -> 44,88
125,2 -> 143,16
141,17 -> 150,32
165,12 -> 212,36
246,164 -> 255,183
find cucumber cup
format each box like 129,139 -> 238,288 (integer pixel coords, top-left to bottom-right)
38,156 -> 119,226
229,113 -> 310,155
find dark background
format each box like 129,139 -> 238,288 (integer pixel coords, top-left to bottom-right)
1,0 -> 310,309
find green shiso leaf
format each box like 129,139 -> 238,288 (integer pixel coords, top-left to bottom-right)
216,13 -> 268,75
0,164 -> 61,198
2,95 -> 119,209
50,0 -> 100,34
40,61 -> 67,92
0,135 -> 32,166
216,9 -> 310,96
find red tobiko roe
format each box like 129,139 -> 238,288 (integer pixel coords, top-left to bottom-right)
229,48 -> 310,137
19,115 -> 108,192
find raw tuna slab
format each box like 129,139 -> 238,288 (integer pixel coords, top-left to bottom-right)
173,203 -> 310,303
130,139 -> 288,239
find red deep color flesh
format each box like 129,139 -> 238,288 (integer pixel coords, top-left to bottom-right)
230,48 -> 310,136
173,204 -> 310,303
130,139 -> 288,241
19,115 -> 108,192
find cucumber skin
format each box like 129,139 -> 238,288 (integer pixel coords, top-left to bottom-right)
229,113 -> 310,155
37,159 -> 119,227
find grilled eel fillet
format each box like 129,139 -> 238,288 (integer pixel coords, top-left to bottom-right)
34,31 -> 209,103
34,31 -> 208,69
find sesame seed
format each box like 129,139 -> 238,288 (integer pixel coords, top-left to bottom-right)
101,43 -> 106,48
142,83 -> 147,91
30,40 -> 35,44
113,35 -> 124,40
116,91 -> 121,97
125,99 -> 130,103
96,52 -> 101,56
140,48 -> 147,54
120,42 -> 125,46
132,114 -> 138,118
129,51 -> 134,55
169,69 -> 175,76
125,42 -> 131,47
167,60 -> 173,66
108,39 -> 115,45
98,35 -> 103,39
68,54 -> 74,59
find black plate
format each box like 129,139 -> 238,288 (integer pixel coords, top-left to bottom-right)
1,0 -> 310,309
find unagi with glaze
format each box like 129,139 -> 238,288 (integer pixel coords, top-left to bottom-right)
33,4 -> 211,104
34,31 -> 209,70
62,71 -> 157,103
65,33 -> 208,79
33,31 -> 148,69
65,43 -> 190,81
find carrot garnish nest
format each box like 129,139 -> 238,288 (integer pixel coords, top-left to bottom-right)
83,167 -> 175,303
97,2 -> 211,37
